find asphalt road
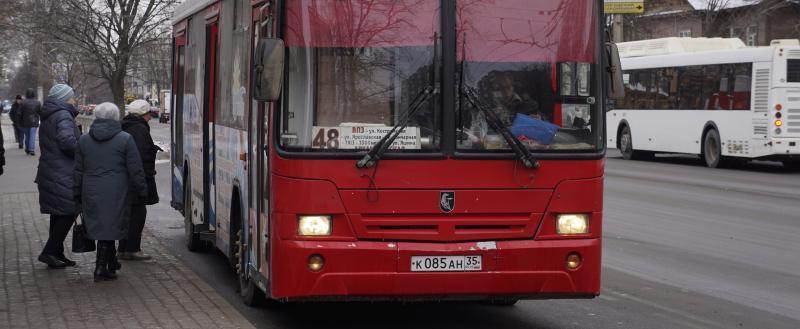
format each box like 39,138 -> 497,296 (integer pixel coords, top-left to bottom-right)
142,121 -> 800,329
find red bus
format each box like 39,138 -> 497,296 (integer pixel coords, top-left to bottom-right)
171,0 -> 621,304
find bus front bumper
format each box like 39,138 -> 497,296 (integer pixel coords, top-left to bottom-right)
270,238 -> 601,300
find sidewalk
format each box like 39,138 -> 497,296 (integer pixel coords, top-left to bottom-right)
1,118 -> 255,329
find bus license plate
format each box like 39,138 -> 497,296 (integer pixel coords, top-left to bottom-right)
410,256 -> 482,272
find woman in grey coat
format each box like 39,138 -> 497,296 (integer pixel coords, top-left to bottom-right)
74,103 -> 148,282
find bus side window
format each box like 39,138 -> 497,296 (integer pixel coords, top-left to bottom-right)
654,68 -> 673,110
677,66 -> 703,110
702,65 -> 722,110
732,63 -> 752,110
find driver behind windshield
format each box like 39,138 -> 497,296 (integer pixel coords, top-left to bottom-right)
463,73 -> 545,148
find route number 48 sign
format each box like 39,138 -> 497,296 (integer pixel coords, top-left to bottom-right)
311,126 -> 421,150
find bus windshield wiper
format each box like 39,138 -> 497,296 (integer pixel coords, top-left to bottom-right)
356,85 -> 437,169
462,86 -> 540,169
357,33 -> 439,169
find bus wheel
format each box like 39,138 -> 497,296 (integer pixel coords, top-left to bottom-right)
702,129 -> 723,168
619,126 -> 635,160
236,229 -> 265,306
184,181 -> 203,252
619,126 -> 652,160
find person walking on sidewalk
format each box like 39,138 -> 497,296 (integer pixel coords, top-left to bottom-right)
36,84 -> 81,269
1,115 -> 5,176
74,103 -> 148,282
9,95 -> 23,148
19,89 -> 42,155
119,100 -> 160,261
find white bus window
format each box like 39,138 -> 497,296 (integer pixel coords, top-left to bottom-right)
678,66 -> 704,109
619,63 -> 752,111
732,64 -> 752,110
789,59 -> 800,83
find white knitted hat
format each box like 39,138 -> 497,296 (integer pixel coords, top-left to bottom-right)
127,100 -> 151,116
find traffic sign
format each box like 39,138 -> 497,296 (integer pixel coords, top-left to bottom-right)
604,0 -> 644,14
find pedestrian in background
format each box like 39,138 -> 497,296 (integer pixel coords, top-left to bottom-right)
19,89 -> 41,155
74,102 -> 148,282
0,114 -> 5,176
36,84 -> 81,269
9,95 -> 23,148
119,100 -> 161,260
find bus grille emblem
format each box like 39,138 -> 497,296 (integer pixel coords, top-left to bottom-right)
440,191 -> 455,213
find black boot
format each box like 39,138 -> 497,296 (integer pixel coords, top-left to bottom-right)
94,242 -> 117,282
38,254 -> 67,269
108,245 -> 121,274
57,255 -> 77,267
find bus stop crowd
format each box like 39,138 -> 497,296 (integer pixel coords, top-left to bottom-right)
0,83 -> 161,282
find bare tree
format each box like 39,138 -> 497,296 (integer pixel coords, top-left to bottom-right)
129,30 -> 172,100
696,0 -> 733,36
43,0 -> 178,111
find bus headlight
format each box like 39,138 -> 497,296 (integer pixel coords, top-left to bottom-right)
556,214 -> 589,235
298,216 -> 332,236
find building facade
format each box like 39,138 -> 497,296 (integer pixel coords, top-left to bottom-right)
621,0 -> 800,46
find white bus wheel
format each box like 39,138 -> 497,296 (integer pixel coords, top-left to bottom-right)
702,129 -> 723,168
619,126 -> 653,161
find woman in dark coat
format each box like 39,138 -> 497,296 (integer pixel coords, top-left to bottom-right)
74,102 -> 148,282
36,84 -> 81,269
119,100 -> 161,260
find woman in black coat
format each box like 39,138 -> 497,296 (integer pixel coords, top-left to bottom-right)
74,103 -> 148,282
119,100 -> 161,260
36,84 -> 81,269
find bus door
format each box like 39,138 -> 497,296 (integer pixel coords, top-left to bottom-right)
204,7 -> 221,230
248,1 -> 274,283
172,23 -> 187,209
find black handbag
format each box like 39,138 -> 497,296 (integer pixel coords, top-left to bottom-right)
72,214 -> 96,253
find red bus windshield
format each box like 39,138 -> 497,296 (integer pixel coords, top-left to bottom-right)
282,0 -> 440,152
280,0 -> 600,153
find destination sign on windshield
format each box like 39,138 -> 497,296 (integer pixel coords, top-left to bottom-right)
311,125 -> 421,150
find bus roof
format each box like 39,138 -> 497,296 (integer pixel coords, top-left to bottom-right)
618,37 -> 747,58
173,0 -> 215,25
621,46 -> 775,70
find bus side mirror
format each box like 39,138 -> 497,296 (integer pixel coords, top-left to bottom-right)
253,38 -> 285,102
605,42 -> 625,101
